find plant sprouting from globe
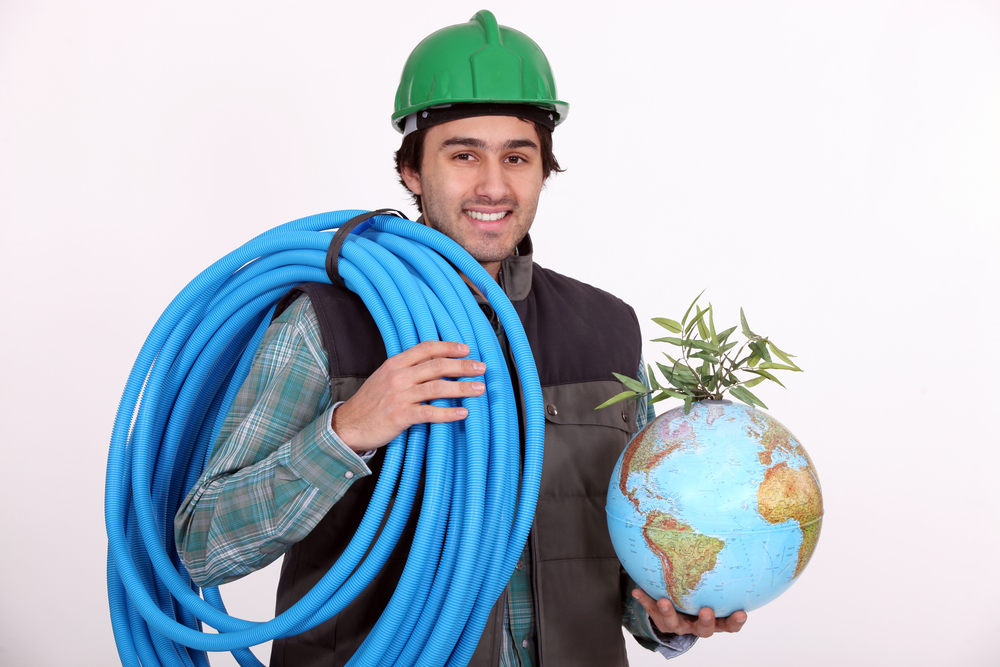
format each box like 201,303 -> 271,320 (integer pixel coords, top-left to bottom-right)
598,291 -> 803,414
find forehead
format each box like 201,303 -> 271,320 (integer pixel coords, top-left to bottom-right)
424,115 -> 540,151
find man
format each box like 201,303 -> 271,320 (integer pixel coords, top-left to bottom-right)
175,10 -> 746,666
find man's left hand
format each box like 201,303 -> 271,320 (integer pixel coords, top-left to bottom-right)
632,588 -> 747,638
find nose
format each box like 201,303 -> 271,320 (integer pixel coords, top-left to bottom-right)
474,156 -> 510,202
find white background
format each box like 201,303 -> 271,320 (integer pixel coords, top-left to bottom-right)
2,1 -> 998,665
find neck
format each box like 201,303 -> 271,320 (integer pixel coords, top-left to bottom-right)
480,260 -> 502,281
462,261 -> 500,299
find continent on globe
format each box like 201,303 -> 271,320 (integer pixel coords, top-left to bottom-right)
607,400 -> 824,617
749,410 -> 812,468
756,461 -> 823,578
642,510 -> 725,606
618,411 -> 693,511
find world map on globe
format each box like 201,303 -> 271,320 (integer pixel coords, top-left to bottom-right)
607,401 -> 823,617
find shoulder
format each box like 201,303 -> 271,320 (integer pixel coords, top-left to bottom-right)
272,291 -> 318,327
518,263 -> 642,384
528,262 -> 639,328
259,292 -> 325,367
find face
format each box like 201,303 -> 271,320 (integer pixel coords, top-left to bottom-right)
401,115 -> 545,278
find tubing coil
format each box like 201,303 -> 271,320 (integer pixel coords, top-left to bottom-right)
104,210 -> 544,667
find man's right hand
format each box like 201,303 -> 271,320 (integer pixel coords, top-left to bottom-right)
331,341 -> 486,453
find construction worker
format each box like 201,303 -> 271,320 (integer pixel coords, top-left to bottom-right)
176,10 -> 747,665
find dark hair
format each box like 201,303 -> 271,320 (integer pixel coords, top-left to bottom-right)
393,119 -> 564,213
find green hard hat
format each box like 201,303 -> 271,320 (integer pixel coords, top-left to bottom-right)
392,10 -> 568,133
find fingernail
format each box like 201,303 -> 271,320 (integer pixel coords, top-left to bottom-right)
472,382 -> 485,392
457,408 -> 468,418
472,361 -> 485,371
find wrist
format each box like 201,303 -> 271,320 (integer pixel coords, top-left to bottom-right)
330,403 -> 368,453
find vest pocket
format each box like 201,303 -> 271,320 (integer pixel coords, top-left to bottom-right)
541,381 -> 638,433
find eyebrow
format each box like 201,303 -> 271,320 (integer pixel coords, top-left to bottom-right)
441,137 -> 539,151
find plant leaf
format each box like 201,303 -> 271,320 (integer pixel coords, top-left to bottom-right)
682,289 -> 707,327
671,361 -> 698,377
669,365 -> 698,388
740,307 -> 757,338
767,341 -> 802,370
651,336 -> 686,347
613,372 -> 650,394
646,363 -> 661,390
595,390 -> 637,410
695,307 -> 710,340
730,385 -> 768,410
748,340 -> 773,364
653,317 -> 683,334
708,304 -> 718,345
684,306 -> 709,336
757,362 -> 800,373
747,368 -> 787,388
716,325 -> 737,344
651,389 -> 687,404
686,339 -> 720,353
692,351 -> 721,365
743,376 -> 766,387
683,395 -> 693,414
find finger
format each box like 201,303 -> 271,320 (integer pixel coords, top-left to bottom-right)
409,379 -> 486,405
632,590 -> 685,635
695,608 -> 716,638
409,404 -> 471,424
630,589 -> 667,631
406,357 -> 486,385
391,341 -> 472,367
655,598 -> 697,635
719,610 -> 747,634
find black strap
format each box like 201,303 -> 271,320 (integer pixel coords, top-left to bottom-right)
326,208 -> 409,289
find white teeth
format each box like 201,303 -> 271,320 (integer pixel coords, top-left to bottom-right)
466,210 -> 509,222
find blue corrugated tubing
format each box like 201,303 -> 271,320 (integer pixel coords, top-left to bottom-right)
104,211 -> 545,667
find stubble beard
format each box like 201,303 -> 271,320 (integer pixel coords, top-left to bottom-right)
423,197 -> 536,265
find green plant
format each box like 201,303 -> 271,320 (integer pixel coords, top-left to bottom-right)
598,291 -> 802,414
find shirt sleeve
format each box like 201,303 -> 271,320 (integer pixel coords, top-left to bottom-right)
635,358 -> 657,433
174,294 -> 372,588
621,571 -> 698,659
620,358 -> 698,659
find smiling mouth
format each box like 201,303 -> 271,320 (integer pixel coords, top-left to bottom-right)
464,210 -> 510,222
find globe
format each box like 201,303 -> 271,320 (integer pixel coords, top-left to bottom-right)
607,400 -> 823,617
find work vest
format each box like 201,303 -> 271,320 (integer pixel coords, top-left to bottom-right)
269,244 -> 642,667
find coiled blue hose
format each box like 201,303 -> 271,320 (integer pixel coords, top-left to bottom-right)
105,210 -> 544,667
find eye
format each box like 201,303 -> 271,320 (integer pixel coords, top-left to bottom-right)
454,152 -> 475,161
505,155 -> 526,165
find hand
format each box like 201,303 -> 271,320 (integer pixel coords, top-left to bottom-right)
331,341 -> 486,452
632,588 -> 747,639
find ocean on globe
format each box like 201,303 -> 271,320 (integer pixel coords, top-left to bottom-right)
607,400 -> 823,617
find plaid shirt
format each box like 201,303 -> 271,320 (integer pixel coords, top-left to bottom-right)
175,294 -> 695,663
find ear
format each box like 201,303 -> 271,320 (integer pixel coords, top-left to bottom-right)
401,165 -> 423,196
